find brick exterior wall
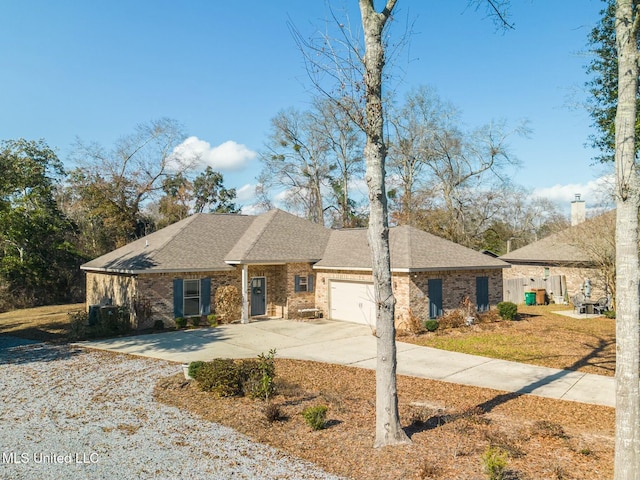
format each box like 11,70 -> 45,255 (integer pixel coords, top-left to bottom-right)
87,264 -> 505,330
86,263 -> 319,329
314,268 -> 504,328
408,269 -> 504,322
85,272 -> 137,311
284,263 -> 316,319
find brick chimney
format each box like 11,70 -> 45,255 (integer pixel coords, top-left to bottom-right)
571,194 -> 586,226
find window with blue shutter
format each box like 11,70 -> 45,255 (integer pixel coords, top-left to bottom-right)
294,275 -> 314,292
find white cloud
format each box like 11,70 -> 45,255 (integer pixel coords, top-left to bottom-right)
172,136 -> 257,171
236,183 -> 257,202
531,175 -> 614,210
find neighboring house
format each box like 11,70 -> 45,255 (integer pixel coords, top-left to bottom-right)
81,209 -> 509,329
499,211 -> 614,303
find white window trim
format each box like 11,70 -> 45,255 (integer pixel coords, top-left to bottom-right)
183,279 -> 201,317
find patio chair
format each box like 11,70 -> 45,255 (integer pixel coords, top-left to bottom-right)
572,293 -> 586,315
593,297 -> 609,315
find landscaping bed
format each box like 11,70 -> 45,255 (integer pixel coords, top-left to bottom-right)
156,358 -> 614,480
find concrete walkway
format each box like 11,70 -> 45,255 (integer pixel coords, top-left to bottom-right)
82,318 -> 615,408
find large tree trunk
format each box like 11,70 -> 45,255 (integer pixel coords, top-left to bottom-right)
614,1 -> 640,478
359,0 -> 410,448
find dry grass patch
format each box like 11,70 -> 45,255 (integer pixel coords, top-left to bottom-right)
403,305 -> 616,376
0,303 -> 85,343
156,358 -> 614,480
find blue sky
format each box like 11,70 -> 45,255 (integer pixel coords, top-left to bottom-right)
1,0 -> 608,212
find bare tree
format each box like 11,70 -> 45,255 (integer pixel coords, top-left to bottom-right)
358,0 -> 410,448
291,0 -> 513,449
613,1 -> 640,477
387,86 -> 526,241
310,97 -> 365,227
387,86 -> 456,225
259,108 -> 331,225
68,118 -> 195,252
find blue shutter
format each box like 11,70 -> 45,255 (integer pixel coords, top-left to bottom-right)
307,275 -> 314,293
294,275 -> 301,292
173,278 -> 183,318
428,279 -> 443,319
476,276 -> 489,312
200,277 -> 211,315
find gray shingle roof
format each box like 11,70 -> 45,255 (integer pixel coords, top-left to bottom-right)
499,211 -> 615,265
81,213 -> 254,273
82,210 -> 509,274
499,232 -> 590,264
225,209 -> 331,263
314,225 -> 509,271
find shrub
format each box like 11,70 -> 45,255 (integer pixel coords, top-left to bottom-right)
481,446 -> 508,480
241,349 -> 277,400
263,403 -> 283,423
497,302 -> 518,321
477,309 -> 501,324
399,309 -> 425,335
302,405 -> 328,430
76,305 -> 131,339
438,309 -> 466,329
190,316 -> 201,327
214,285 -> 242,323
532,420 -> 568,439
193,351 -> 277,399
153,320 -> 165,330
194,358 -> 244,397
133,297 -> 153,327
604,310 -> 616,319
68,310 -> 88,340
424,319 -> 439,332
207,314 -> 218,327
174,317 -> 187,329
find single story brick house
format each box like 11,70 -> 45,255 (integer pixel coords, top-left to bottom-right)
81,209 -> 509,329
499,211 -> 614,303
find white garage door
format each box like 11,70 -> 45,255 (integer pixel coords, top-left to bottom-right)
329,281 -> 376,325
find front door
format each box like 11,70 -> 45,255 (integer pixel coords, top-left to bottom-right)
250,277 -> 266,316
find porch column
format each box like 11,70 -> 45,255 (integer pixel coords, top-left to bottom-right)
241,264 -> 249,324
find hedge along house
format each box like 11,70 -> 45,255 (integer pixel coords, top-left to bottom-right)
313,226 -> 509,329
81,209 -> 330,329
82,209 -> 509,329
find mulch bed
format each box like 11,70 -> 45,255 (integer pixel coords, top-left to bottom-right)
155,358 -> 613,480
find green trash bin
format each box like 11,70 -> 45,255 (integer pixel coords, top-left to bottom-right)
524,291 -> 536,306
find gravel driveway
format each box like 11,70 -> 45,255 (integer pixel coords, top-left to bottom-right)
0,341 -> 343,480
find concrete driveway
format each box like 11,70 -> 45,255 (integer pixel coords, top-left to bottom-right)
83,318 -> 615,408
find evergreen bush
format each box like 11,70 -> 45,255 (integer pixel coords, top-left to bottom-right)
424,319 -> 439,332
302,405 -> 328,430
497,302 -> 518,321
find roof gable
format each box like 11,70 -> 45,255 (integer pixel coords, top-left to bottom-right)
225,209 -> 331,264
500,211 -> 615,265
315,225 -> 509,271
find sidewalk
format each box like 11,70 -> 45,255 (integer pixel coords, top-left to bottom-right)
81,318 -> 615,408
